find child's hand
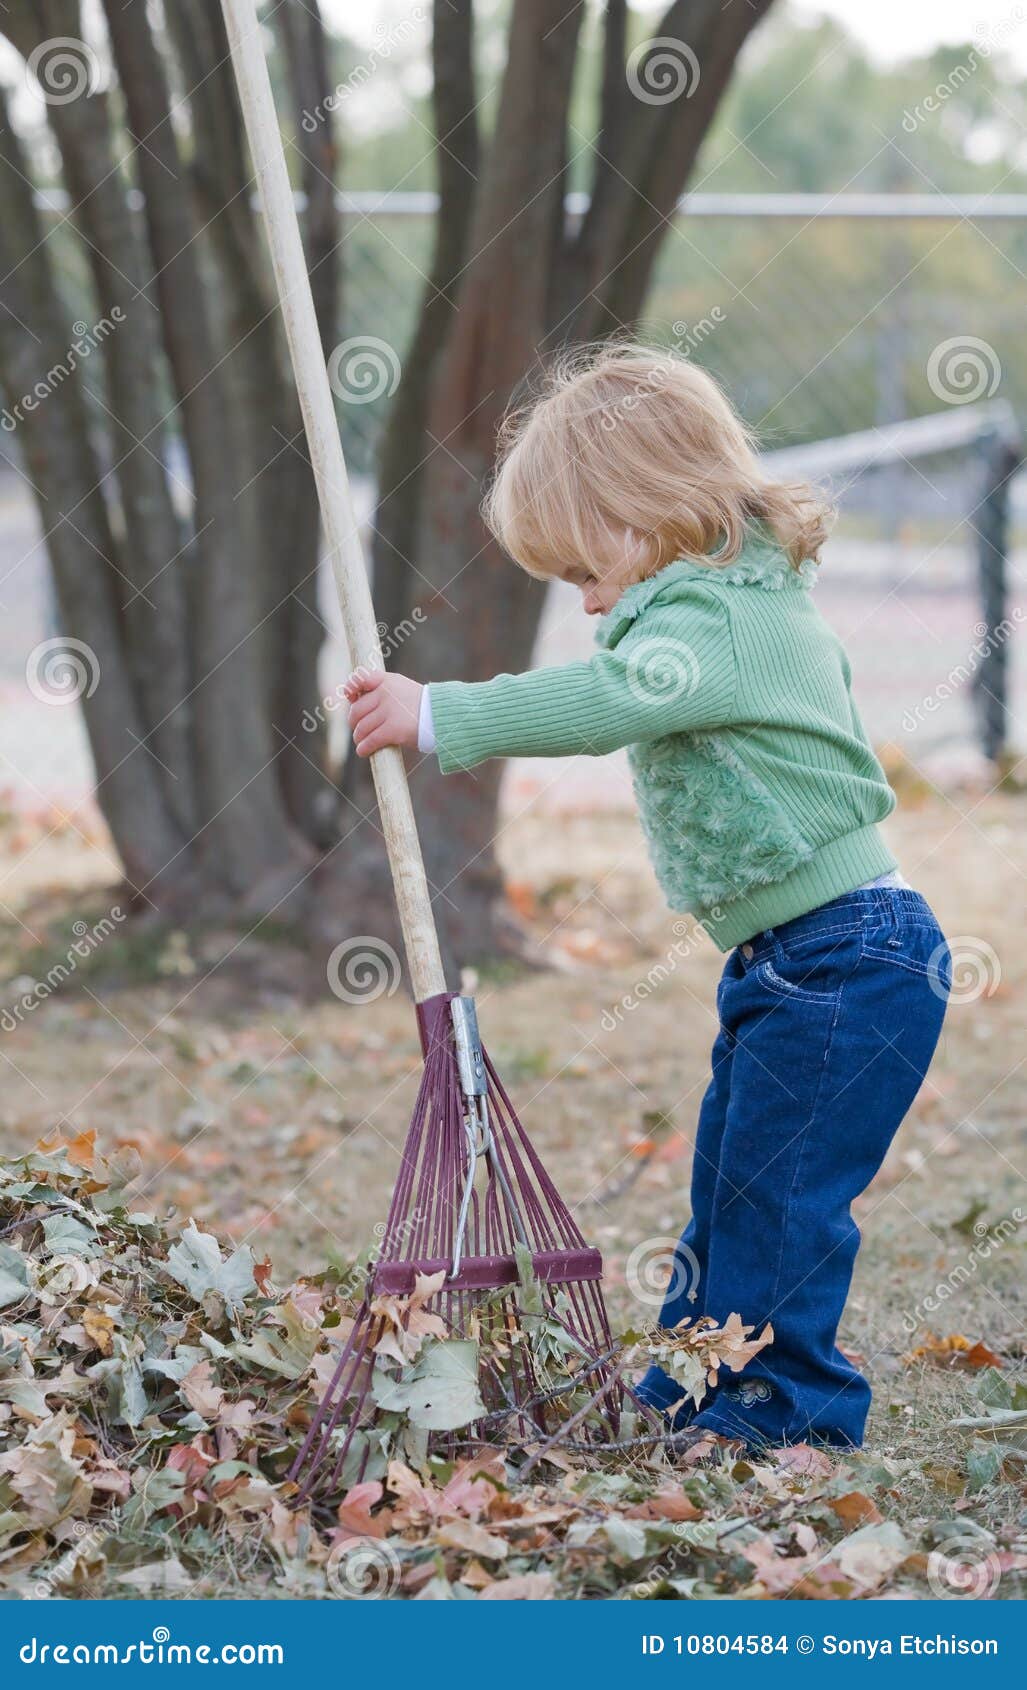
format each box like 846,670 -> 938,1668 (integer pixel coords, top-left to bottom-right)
344,669 -> 423,757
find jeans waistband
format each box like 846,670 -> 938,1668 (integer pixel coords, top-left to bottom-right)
741,888 -> 938,959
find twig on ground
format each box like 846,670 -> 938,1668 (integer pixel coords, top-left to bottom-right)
519,1360 -> 625,1481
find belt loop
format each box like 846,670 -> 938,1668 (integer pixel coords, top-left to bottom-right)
874,886 -> 897,936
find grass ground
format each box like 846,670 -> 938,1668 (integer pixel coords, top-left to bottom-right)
0,782 -> 1024,1598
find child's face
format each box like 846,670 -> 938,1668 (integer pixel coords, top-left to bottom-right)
561,527 -> 648,616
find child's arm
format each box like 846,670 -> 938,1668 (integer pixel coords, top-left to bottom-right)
346,591 -> 734,768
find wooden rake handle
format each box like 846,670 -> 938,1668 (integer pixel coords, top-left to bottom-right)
221,0 -> 446,1002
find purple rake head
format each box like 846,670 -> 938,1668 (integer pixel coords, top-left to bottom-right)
290,992 -> 620,1495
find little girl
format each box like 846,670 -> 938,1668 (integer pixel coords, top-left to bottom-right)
345,344 -> 951,1451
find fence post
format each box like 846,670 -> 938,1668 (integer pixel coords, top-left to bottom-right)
973,423 -> 1022,763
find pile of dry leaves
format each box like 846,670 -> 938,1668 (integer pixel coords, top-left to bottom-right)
1,1134 -> 1024,1601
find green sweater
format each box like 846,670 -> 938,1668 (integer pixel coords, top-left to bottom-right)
429,530 -> 896,950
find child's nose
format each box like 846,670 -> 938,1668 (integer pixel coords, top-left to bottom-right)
582,589 -> 601,615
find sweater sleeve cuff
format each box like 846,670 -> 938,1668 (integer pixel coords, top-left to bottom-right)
417,684 -> 437,755
424,679 -> 490,773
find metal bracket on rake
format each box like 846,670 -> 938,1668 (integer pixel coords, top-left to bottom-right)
449,997 -> 529,1280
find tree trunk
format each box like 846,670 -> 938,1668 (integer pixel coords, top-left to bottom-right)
4,0 -> 196,838
575,0 -> 777,337
167,1 -> 336,865
101,0 -> 310,909
392,0 -> 586,963
327,0 -> 482,960
270,0 -> 339,847
0,87 -> 191,902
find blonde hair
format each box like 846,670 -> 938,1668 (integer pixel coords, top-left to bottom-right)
482,342 -> 833,580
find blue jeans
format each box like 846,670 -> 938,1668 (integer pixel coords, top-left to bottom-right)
636,888 -> 950,1448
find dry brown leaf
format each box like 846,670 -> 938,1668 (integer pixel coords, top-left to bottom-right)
82,1308 -> 115,1356
386,1459 -> 439,1526
440,1452 -> 506,1519
0,1418 -> 91,1527
478,1572 -> 554,1600
337,1480 -> 388,1539
742,1535 -> 852,1599
179,1360 -> 226,1420
217,1398 -> 257,1435
39,1129 -> 96,1171
906,1332 -> 1003,1370
626,1490 -> 702,1522
458,1559 -> 494,1589
436,1519 -> 509,1561
828,1491 -> 884,1527
370,1271 -> 448,1367
772,1444 -> 836,1479
86,1455 -> 132,1500
706,1313 -> 775,1375
835,1522 -> 911,1590
505,881 -> 539,921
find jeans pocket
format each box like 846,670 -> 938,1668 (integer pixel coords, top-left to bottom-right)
760,928 -> 864,1004
757,958 -> 839,1004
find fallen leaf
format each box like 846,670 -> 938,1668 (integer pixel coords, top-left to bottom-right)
835,1521 -> 911,1589
441,1453 -> 506,1519
478,1572 -> 554,1600
828,1491 -> 884,1527
337,1481 -> 387,1539
626,1490 -> 702,1522
773,1444 -> 836,1479
179,1360 -> 226,1420
369,1271 -> 448,1368
82,1308 -> 114,1356
372,1340 -> 487,1432
165,1221 -> 257,1313
906,1333 -> 1003,1371
458,1559 -> 494,1590
115,1557 -> 193,1593
436,1519 -> 508,1561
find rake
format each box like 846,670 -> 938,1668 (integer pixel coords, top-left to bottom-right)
221,0 -> 620,1494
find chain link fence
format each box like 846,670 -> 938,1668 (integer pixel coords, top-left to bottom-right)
333,194 -> 1027,491
330,194 -> 1025,777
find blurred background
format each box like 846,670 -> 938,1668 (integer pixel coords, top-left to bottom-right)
1,1 -> 1025,871
0,2 -> 1023,1434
